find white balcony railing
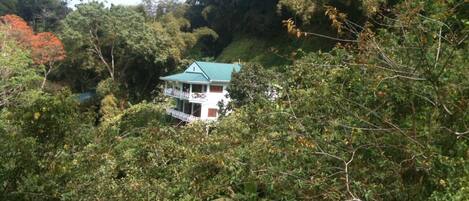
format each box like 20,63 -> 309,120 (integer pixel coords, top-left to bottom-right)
164,88 -> 207,102
164,88 -> 189,99
166,108 -> 200,122
190,92 -> 207,101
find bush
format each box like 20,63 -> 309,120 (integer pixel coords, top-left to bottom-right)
96,78 -> 121,98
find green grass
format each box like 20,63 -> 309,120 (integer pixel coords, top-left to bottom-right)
217,32 -> 335,67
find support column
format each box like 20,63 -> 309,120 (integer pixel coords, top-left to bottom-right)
191,103 -> 194,115
179,82 -> 183,98
182,100 -> 185,113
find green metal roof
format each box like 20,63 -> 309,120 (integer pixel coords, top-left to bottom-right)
160,72 -> 209,83
195,61 -> 241,82
160,61 -> 242,83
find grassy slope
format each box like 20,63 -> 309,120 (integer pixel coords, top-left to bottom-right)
216,31 -> 336,67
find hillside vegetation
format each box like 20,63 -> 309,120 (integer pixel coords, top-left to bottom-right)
0,0 -> 468,200
217,33 -> 335,67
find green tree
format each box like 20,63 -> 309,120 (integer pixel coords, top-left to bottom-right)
60,2 -> 217,101
0,24 -> 40,107
99,94 -> 120,123
1,90 -> 94,200
61,2 -> 168,81
228,64 -> 278,107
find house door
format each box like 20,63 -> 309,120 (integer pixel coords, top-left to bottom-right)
176,99 -> 183,111
183,101 -> 191,114
192,103 -> 201,117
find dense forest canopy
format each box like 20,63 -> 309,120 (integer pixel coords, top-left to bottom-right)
0,0 -> 468,200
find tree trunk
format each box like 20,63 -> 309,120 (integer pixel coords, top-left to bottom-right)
41,67 -> 51,90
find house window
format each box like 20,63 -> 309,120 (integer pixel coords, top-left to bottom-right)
208,108 -> 218,117
182,83 -> 190,92
192,84 -> 207,93
210,85 -> 223,93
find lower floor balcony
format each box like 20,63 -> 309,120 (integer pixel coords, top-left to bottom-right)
166,108 -> 200,123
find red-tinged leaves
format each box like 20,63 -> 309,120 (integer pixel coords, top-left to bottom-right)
31,32 -> 66,65
1,14 -> 66,66
0,14 -> 34,46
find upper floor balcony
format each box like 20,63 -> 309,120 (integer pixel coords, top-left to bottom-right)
164,88 -> 207,102
163,82 -> 225,103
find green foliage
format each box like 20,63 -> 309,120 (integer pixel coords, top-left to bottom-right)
116,102 -> 168,132
0,0 -> 468,200
61,2 -> 167,73
217,34 -> 335,67
148,12 -> 218,63
187,0 -> 281,36
59,2 -> 217,101
217,36 -> 290,67
8,90 -> 84,144
99,94 -> 121,123
0,27 -> 41,107
59,2 -> 171,101
0,90 -> 94,200
277,0 -> 384,23
99,102 -> 168,138
96,78 -> 120,98
228,64 -> 278,107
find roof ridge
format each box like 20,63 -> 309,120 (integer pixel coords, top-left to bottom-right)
194,61 -> 211,81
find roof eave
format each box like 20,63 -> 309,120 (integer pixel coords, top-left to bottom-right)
160,78 -> 210,84
210,80 -> 230,83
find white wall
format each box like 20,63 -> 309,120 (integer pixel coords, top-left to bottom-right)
199,83 -> 230,120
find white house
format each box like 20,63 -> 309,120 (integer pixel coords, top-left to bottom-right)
160,61 -> 241,122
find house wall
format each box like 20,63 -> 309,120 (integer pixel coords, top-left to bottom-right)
199,83 -> 230,120
166,82 -> 232,121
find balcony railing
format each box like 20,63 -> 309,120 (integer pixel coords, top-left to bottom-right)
164,88 -> 189,99
164,88 -> 207,102
166,108 -> 200,122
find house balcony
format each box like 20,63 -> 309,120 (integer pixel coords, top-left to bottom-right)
164,88 -> 207,102
166,108 -> 200,123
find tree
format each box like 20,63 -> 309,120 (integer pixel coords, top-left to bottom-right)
228,64 -> 278,107
31,32 -> 65,89
0,14 -> 33,45
1,14 -> 65,89
186,0 -> 281,38
61,2 -> 170,81
276,0 -> 376,23
142,0 -> 181,18
0,90 -> 94,200
0,22 -> 40,107
60,2 -> 217,101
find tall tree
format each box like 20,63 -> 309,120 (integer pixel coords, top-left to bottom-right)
60,2 -> 217,100
61,2 -> 170,81
1,14 -> 65,89
0,22 -> 40,107
0,14 -> 33,45
31,32 -> 65,88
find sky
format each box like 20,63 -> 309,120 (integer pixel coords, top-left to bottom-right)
68,0 -> 142,8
